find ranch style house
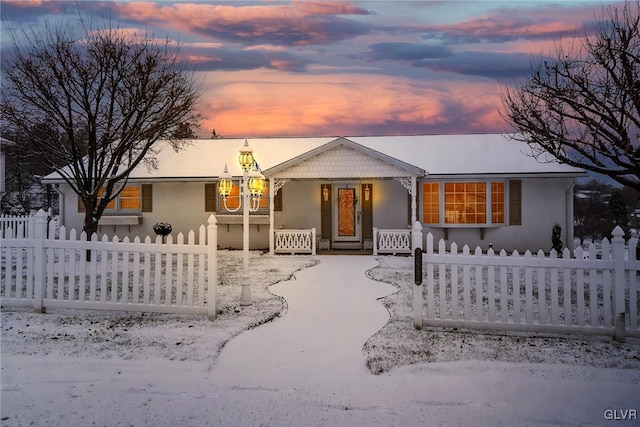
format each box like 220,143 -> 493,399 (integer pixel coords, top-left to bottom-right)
42,134 -> 586,253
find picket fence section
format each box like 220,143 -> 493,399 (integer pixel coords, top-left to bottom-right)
413,225 -> 639,342
0,210 -> 218,320
1,213 -> 35,239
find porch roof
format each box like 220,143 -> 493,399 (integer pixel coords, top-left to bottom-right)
263,137 -> 424,179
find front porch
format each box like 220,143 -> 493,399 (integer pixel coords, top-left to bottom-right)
213,138 -> 425,255
263,138 -> 425,255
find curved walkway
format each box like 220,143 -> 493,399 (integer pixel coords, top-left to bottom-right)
212,256 -> 396,388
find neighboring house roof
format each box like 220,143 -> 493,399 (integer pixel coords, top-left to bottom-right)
42,134 -> 586,183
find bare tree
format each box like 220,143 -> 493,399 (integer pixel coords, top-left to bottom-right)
501,1 -> 640,190
1,24 -> 201,235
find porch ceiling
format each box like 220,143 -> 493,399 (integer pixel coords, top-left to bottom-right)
264,137 -> 424,179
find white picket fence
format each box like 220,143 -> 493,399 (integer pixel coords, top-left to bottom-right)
413,225 -> 640,342
1,213 -> 36,239
274,228 -> 316,254
0,210 -> 218,319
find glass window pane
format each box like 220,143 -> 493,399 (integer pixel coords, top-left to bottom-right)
422,182 -> 440,223
119,186 -> 140,210
491,182 -> 505,223
444,182 -> 487,224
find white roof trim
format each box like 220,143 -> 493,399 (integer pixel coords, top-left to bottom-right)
265,137 -> 424,179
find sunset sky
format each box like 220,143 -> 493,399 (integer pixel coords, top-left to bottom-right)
0,0 -> 620,138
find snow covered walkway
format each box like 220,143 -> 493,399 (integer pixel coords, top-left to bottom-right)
212,255 -> 396,388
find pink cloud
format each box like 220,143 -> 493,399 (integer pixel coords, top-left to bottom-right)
110,1 -> 371,46
424,4 -> 607,43
197,70 -> 505,137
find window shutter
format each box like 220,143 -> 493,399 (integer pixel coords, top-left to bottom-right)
77,195 -> 86,213
205,183 -> 217,212
141,184 -> 153,212
274,187 -> 283,212
509,180 -> 521,225
362,184 -> 373,240
320,185 -> 332,240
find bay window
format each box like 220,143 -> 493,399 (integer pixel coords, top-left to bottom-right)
422,181 -> 508,226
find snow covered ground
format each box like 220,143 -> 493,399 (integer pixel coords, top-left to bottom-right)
2,252 -> 639,426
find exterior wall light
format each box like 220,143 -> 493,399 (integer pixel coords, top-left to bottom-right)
238,139 -> 255,172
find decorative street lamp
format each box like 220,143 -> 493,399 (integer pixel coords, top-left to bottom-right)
219,139 -> 265,305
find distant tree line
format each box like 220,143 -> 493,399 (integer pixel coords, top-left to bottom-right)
574,180 -> 640,243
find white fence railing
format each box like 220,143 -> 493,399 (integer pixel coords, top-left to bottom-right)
274,228 -> 316,254
1,214 -> 35,239
0,210 -> 218,319
373,228 -> 412,255
413,225 -> 639,342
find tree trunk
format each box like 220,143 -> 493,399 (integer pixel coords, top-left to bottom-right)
82,197 -> 99,261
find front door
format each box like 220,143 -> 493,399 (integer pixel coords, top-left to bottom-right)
333,184 -> 361,245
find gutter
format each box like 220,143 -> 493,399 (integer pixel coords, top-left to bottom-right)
54,184 -> 65,227
566,182 -> 576,252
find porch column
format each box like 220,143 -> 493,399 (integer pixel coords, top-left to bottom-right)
269,178 -> 275,254
411,176 -> 417,226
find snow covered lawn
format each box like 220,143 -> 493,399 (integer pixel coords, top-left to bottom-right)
364,255 -> 640,373
1,251 -> 317,364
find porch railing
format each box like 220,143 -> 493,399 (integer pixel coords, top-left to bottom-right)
274,228 -> 316,254
373,228 -> 412,255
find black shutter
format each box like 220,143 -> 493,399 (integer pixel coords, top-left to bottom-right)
321,184 -> 332,239
141,184 -> 153,212
362,183 -> 373,240
509,180 -> 521,225
205,183 -> 217,212
78,195 -> 86,213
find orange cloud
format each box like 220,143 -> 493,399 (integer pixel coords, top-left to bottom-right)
197,70 -> 505,137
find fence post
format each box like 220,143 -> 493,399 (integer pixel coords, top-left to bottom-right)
311,228 -> 316,255
32,209 -> 48,313
413,246 -> 423,329
207,215 -> 218,321
412,221 -> 423,255
372,227 -> 378,256
611,226 -> 626,342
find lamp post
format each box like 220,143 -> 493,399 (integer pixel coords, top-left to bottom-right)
218,139 -> 265,305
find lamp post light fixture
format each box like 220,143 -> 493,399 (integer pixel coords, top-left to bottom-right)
219,139 -> 265,305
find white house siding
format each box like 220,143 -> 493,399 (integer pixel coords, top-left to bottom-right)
62,182 -> 212,241
422,177 -> 576,253
274,180 -> 321,230
370,179 -> 411,229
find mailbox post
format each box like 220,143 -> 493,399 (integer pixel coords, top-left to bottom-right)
413,246 -> 423,329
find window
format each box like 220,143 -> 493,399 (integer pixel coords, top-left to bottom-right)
491,182 -> 504,224
97,188 -> 116,210
422,182 -> 440,224
445,182 -> 486,224
118,186 -> 141,210
422,181 -> 506,226
78,185 -> 151,213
